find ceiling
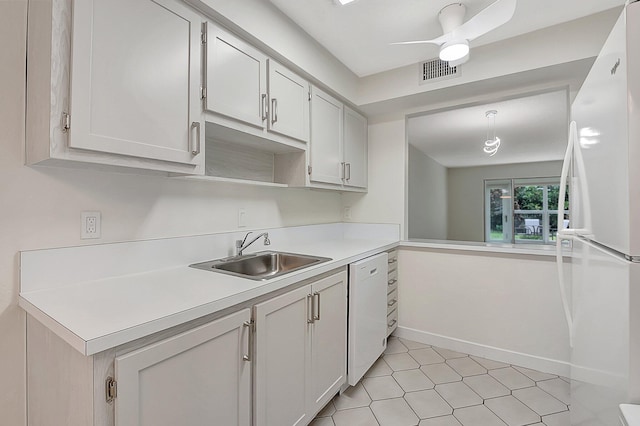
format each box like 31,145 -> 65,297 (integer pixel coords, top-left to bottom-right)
407,89 -> 568,168
268,0 -> 624,77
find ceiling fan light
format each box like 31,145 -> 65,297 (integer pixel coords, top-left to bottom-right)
439,39 -> 469,62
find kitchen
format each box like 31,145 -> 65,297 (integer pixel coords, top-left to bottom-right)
1,0 -> 637,425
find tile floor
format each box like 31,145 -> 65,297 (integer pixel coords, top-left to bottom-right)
311,337 -> 571,426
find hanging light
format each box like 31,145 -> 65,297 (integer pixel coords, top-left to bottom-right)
483,110 -> 500,156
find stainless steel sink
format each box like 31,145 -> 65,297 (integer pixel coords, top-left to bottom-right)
190,251 -> 332,280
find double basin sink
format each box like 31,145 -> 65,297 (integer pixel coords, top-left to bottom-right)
190,251 -> 331,281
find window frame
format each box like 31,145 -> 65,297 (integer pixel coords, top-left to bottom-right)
484,177 -> 569,245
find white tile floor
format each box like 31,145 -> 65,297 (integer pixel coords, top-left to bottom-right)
311,337 -> 570,426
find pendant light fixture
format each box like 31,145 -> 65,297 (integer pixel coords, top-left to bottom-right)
483,110 -> 500,156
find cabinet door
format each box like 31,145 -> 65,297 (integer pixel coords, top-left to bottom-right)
343,107 -> 368,188
206,22 -> 268,129
309,272 -> 348,413
114,309 -> 251,426
310,87 -> 344,185
69,0 -> 203,167
254,285 -> 312,426
268,61 -> 310,142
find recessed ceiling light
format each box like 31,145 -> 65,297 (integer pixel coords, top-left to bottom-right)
336,0 -> 356,5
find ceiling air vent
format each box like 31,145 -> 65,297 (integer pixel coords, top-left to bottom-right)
419,58 -> 460,85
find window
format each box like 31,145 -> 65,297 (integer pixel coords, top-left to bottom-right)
485,178 -> 569,244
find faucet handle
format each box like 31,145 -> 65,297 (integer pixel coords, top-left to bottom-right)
263,233 -> 271,245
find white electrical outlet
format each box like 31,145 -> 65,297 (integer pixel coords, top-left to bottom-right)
81,211 -> 101,239
238,208 -> 247,228
344,206 -> 352,220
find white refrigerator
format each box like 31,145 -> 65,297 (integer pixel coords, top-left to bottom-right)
559,1 -> 640,424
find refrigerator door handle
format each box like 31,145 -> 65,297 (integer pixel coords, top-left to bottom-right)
556,120 -> 577,348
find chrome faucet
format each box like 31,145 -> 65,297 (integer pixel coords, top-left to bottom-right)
236,232 -> 270,256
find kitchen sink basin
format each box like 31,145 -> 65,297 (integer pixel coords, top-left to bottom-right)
189,251 -> 331,280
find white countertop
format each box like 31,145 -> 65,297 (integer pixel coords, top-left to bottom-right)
400,239 -> 571,257
20,237 -> 398,355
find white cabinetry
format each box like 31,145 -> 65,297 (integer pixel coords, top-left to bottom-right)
310,86 -> 367,190
343,107 -> 368,189
26,309 -> 251,426
310,87 -> 344,186
204,21 -> 310,144
205,22 -> 267,129
387,250 -> 399,336
27,0 -> 204,174
114,309 -> 251,426
268,61 -> 310,142
254,271 -> 347,426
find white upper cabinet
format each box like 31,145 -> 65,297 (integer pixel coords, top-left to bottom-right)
343,107 -> 368,189
310,87 -> 344,186
268,61 -> 310,143
203,21 -> 310,146
68,0 -> 204,169
205,22 -> 268,129
310,86 -> 368,189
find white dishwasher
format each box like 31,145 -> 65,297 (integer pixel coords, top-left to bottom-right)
347,252 -> 389,386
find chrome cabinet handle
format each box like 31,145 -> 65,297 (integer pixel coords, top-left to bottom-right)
388,279 -> 397,286
313,292 -> 320,321
261,94 -> 268,121
388,319 -> 397,327
346,163 -> 351,181
388,258 -> 397,264
243,320 -> 254,362
341,162 -> 346,180
271,98 -> 278,124
388,299 -> 397,308
307,294 -> 314,323
190,121 -> 201,155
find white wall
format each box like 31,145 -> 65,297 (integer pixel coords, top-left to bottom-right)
0,2 -> 342,424
397,248 -> 571,375
408,145 -> 447,239
447,161 -> 563,242
343,119 -> 407,237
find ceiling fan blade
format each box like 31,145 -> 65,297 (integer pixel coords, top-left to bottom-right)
455,0 -> 516,41
390,33 -> 451,46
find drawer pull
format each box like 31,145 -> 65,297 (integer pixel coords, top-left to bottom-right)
388,319 -> 397,327
388,258 -> 397,264
388,279 -> 397,286
388,299 -> 397,308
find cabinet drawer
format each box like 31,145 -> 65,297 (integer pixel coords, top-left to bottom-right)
387,269 -> 398,294
387,250 -> 398,273
387,289 -> 398,313
387,308 -> 398,336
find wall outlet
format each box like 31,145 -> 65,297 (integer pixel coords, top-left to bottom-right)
238,208 -> 247,228
81,211 -> 101,239
343,206 -> 352,221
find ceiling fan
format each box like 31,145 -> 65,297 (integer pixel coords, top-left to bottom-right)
392,0 -> 517,67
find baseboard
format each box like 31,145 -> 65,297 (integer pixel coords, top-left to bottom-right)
394,326 -> 571,377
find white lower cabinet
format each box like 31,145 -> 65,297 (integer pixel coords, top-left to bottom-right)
114,309 -> 252,426
254,271 -> 347,426
26,271 -> 347,426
